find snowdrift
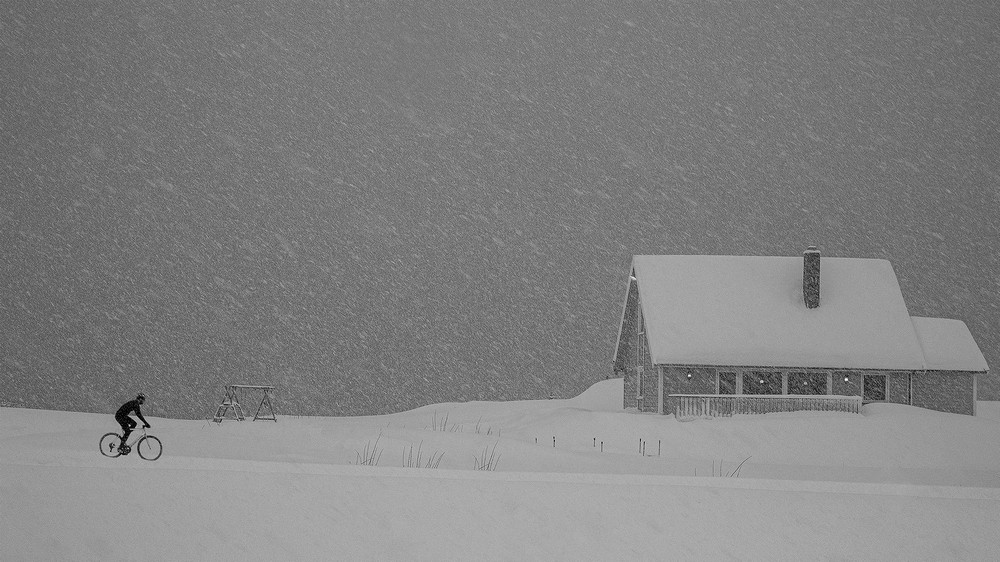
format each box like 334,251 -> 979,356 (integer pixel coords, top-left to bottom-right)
3,380 -> 999,561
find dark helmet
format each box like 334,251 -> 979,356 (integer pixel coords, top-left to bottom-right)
136,393 -> 146,402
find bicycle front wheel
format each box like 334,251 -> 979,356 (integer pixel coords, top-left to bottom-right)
100,433 -> 122,458
136,435 -> 162,461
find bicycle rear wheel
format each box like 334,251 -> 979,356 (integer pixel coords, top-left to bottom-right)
136,435 -> 162,461
100,433 -> 122,458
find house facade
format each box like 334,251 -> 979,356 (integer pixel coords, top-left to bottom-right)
612,250 -> 988,417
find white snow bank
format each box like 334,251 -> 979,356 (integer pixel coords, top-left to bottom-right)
3,380 -> 999,561
978,401 -> 1000,420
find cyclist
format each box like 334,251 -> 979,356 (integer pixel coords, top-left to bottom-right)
115,393 -> 150,454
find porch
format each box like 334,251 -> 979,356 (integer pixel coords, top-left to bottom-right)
669,393 -> 863,419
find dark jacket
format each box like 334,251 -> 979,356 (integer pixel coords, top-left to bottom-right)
115,399 -> 149,425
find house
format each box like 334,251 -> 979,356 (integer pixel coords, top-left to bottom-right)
612,248 -> 989,417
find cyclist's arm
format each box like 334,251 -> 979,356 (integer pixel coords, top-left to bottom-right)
135,408 -> 150,427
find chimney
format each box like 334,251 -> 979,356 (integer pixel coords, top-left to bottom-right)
803,246 -> 820,308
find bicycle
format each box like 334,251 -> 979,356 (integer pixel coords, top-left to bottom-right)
99,426 -> 163,461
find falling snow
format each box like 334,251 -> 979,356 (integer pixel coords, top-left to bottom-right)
2,2 -> 998,418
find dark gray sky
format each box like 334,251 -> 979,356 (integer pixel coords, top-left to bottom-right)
3,1 -> 998,418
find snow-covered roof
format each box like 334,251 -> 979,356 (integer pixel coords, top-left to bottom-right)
910,317 -> 989,372
628,254 -> 929,370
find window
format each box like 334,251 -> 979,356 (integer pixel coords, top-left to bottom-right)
787,372 -> 828,395
864,374 -> 887,402
744,371 -> 782,395
718,372 -> 737,395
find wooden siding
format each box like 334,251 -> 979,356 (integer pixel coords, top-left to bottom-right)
912,371 -> 976,416
616,279 -> 640,409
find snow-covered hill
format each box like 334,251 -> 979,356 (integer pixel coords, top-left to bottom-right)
3,380 -> 999,560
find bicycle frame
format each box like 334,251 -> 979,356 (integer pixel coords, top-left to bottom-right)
121,427 -> 151,447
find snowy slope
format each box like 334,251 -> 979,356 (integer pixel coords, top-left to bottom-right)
3,380 -> 1000,561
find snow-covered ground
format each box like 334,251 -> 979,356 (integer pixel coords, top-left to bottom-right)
3,380 -> 999,561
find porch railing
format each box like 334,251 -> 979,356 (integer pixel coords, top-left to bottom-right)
669,394 -> 862,419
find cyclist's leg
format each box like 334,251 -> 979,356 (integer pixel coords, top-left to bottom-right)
117,416 -> 135,448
